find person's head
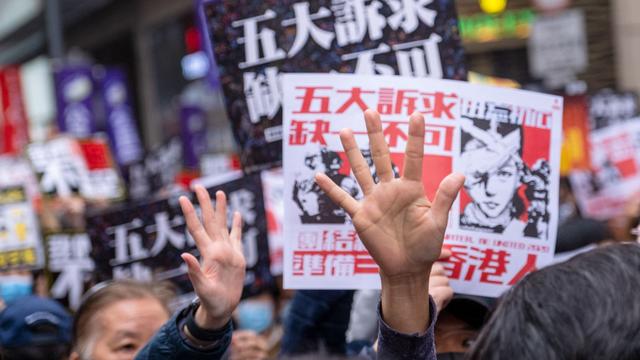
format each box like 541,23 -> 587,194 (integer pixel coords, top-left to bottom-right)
460,119 -> 524,219
0,295 -> 72,360
70,280 -> 174,360
435,295 -> 493,358
468,243 -> 640,360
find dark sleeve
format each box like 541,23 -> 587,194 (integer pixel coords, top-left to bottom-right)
135,305 -> 232,360
375,296 -> 438,360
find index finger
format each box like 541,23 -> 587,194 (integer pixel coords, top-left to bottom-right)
179,196 -> 209,252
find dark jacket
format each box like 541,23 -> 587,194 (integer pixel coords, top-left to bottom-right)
135,305 -> 231,360
136,296 -> 437,360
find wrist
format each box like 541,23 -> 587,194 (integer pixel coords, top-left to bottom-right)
379,270 -> 431,334
194,302 -> 231,331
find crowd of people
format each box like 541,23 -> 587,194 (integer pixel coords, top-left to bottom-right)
1,110 -> 639,360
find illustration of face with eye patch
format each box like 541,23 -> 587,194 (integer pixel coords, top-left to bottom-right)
459,118 -> 526,234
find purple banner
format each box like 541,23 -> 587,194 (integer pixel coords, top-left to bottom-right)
180,103 -> 207,169
53,65 -> 96,137
99,68 -> 144,166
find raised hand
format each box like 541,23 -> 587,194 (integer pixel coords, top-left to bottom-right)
179,186 -> 246,330
315,109 -> 464,333
316,109 -> 464,278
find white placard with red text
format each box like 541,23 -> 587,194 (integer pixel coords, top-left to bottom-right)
282,73 -> 563,297
570,119 -> 640,220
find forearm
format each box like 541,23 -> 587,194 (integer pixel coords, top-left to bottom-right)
376,296 -> 438,360
380,270 -> 431,334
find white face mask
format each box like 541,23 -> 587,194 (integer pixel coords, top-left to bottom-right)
0,274 -> 33,303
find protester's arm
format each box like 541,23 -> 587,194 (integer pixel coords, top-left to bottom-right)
316,109 -> 464,358
136,186 -> 246,360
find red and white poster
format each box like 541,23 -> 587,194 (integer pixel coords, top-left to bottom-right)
282,73 -> 563,297
570,119 -> 640,220
0,66 -> 29,155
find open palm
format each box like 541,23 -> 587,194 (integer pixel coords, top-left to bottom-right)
179,186 -> 246,327
316,109 -> 464,279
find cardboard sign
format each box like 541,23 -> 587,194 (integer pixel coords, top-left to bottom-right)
87,173 -> 272,303
570,119 -> 640,220
123,138 -> 183,200
528,9 -> 587,87
53,65 -> 96,137
589,89 -> 639,131
46,232 -> 94,310
0,186 -> 43,270
0,156 -> 41,206
281,73 -> 563,297
27,136 -> 125,200
198,0 -> 467,171
98,68 -> 144,167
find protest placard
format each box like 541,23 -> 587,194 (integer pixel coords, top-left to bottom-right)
193,171 -> 273,295
0,185 -> 43,270
97,67 -> 144,167
0,156 -> 41,206
570,119 -> 640,220
87,172 -> 272,306
123,138 -> 183,200
27,136 -> 125,200
282,73 -> 563,297
46,232 -> 94,310
86,194 -> 197,307
53,64 -> 97,138
198,0 -> 466,172
589,89 -> 639,130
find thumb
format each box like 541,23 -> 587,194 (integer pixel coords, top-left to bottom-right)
432,173 -> 465,229
182,253 -> 206,288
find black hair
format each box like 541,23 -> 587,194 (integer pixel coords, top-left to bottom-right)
467,243 -> 640,360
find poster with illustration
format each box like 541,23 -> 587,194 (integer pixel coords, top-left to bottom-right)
198,0 -> 467,171
570,119 -> 640,220
281,73 -> 563,297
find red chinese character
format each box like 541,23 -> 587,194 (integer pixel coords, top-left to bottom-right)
443,245 -> 510,284
327,254 -> 355,276
336,87 -> 374,113
420,92 -> 457,119
355,254 -> 379,274
294,86 -> 332,114
382,122 -> 408,147
293,252 -> 304,275
310,120 -> 331,145
508,254 -> 538,285
394,90 -> 419,115
442,244 -> 467,280
474,248 -> 510,284
333,230 -> 357,252
309,254 -> 326,276
289,120 -> 308,145
377,88 -> 395,115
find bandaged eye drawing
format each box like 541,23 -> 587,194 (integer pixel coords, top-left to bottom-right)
459,116 -> 550,239
292,147 -> 398,224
